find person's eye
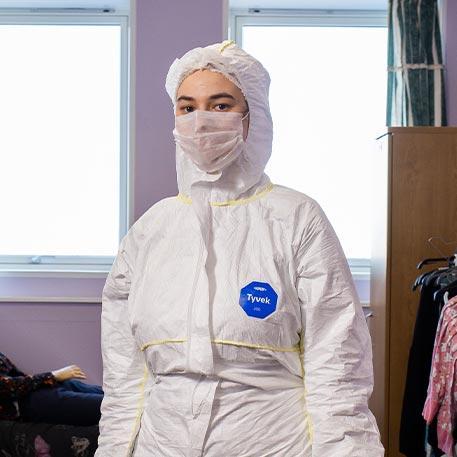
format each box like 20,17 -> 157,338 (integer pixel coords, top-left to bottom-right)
215,103 -> 230,111
183,106 -> 195,113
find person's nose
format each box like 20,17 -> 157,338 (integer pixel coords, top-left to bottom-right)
193,110 -> 212,133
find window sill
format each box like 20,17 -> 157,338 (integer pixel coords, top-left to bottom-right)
0,266 -> 110,278
0,269 -> 107,303
0,295 -> 101,303
350,265 -> 370,281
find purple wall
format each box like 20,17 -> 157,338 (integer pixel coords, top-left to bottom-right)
0,303 -> 102,384
446,0 -> 457,125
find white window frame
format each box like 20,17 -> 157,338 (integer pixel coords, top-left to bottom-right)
0,10 -> 130,275
230,8 -> 387,281
230,8 -> 388,40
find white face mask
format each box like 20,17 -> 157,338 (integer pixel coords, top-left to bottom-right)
173,110 -> 248,173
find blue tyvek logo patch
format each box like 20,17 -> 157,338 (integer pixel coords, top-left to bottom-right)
239,281 -> 278,319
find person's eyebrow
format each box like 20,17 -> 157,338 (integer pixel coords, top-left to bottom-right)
176,92 -> 236,103
176,95 -> 195,103
208,92 -> 236,101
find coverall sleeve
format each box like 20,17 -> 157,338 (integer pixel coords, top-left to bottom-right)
295,202 -> 384,456
95,235 -> 146,457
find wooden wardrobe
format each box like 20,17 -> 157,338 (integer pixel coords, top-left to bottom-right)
370,127 -> 457,457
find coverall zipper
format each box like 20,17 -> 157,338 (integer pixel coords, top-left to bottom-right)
186,240 -> 205,370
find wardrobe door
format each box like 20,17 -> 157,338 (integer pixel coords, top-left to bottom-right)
370,131 -> 390,447
371,127 -> 457,457
389,128 -> 457,457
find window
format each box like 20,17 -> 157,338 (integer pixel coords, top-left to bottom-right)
231,10 -> 388,265
0,13 -> 129,273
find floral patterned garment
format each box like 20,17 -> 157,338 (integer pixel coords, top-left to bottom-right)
0,420 -> 99,457
0,352 -> 57,420
423,295 -> 457,455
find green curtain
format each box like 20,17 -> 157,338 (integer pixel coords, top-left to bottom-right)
387,0 -> 447,126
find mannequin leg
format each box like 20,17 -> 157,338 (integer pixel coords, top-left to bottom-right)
19,383 -> 103,426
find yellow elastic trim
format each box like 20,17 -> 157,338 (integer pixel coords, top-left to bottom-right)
211,183 -> 274,206
299,330 -> 314,443
140,339 -> 186,351
304,409 -> 314,444
212,339 -> 300,353
219,40 -> 235,53
140,336 -> 299,353
177,183 -> 275,207
177,193 -> 192,205
126,363 -> 149,456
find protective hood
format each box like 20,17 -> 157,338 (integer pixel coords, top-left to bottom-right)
165,40 -> 273,203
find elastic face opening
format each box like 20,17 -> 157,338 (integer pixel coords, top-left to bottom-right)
174,66 -> 251,140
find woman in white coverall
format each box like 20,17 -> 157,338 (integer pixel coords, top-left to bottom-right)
95,41 -> 384,457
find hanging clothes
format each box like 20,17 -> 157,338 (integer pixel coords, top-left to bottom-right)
423,296 -> 457,455
400,281 -> 444,456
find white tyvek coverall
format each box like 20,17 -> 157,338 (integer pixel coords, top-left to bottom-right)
95,42 -> 384,457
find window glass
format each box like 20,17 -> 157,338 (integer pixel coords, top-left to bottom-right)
242,25 -> 388,259
0,23 -> 122,257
